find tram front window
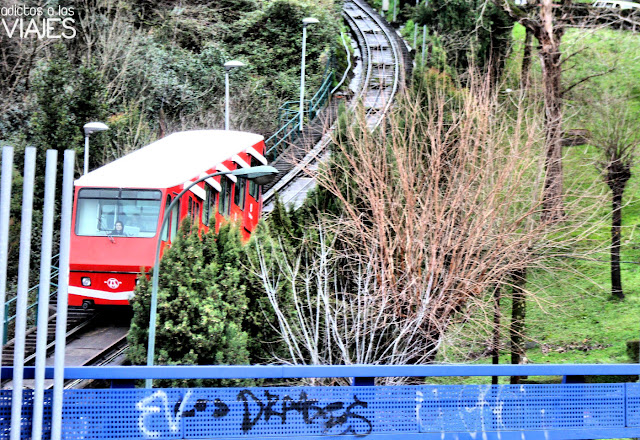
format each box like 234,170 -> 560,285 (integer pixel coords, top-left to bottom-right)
75,188 -> 162,237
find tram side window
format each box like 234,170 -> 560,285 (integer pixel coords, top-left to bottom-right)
170,198 -> 179,239
219,177 -> 232,217
248,157 -> 262,200
234,177 -> 246,210
161,195 -> 181,241
202,184 -> 217,226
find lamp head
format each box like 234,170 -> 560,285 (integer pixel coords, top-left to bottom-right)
83,122 -> 109,136
231,165 -> 278,185
302,17 -> 319,26
224,60 -> 246,71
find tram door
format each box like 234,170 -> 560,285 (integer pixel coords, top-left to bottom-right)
161,194 -> 180,246
243,156 -> 263,233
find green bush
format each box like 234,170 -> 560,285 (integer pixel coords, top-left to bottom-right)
127,222 -> 251,385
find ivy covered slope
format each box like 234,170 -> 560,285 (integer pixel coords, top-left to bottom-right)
0,0 -> 342,162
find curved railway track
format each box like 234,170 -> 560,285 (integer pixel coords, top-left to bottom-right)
343,0 -> 404,127
262,0 -> 406,210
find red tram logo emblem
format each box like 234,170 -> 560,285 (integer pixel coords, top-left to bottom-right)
105,278 -> 122,289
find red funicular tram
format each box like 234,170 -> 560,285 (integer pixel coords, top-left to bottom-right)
69,130 -> 268,308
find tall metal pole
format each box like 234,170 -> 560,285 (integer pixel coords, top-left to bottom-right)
298,18 -> 318,131
51,150 -> 75,440
83,134 -> 89,175
0,146 -> 14,361
225,69 -> 230,130
10,147 -> 36,440
422,25 -> 427,65
32,150 -> 58,440
299,23 -> 308,130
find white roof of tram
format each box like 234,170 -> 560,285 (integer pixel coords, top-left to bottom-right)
75,130 -> 265,189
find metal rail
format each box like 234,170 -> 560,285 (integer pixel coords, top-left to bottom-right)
264,68 -> 335,161
6,363 -> 640,380
1,309 -> 98,367
62,333 -> 129,389
343,0 -> 402,128
3,254 -> 60,344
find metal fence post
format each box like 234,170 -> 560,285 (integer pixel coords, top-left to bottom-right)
10,147 -> 36,440
32,150 -> 58,440
51,150 -> 75,440
0,146 -> 13,355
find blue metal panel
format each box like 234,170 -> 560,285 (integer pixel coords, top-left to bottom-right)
0,390 -> 53,440
181,386 -> 397,438
60,388 -> 185,440
0,384 -> 635,439
627,382 -> 640,426
417,384 -> 624,432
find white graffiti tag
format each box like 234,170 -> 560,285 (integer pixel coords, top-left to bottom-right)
136,390 -> 193,438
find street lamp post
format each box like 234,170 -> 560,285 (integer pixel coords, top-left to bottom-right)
145,165 -> 278,388
82,122 -> 109,175
299,17 -> 319,131
224,60 -> 246,130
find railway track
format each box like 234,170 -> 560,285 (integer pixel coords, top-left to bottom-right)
342,0 -> 404,127
2,308 -> 130,390
2,308 -> 98,367
262,0 -> 407,210
62,330 -> 129,389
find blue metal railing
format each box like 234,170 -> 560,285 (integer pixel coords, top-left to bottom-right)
3,253 -> 60,344
4,363 -> 638,380
2,364 -> 640,439
265,69 -> 335,161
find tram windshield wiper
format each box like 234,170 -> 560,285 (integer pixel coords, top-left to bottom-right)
98,217 -> 115,243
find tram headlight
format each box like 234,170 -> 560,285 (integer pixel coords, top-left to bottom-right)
81,277 -> 92,287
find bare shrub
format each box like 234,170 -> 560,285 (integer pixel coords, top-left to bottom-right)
253,73 -> 605,381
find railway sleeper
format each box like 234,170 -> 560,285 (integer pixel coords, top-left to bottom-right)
367,45 -> 391,51
369,82 -> 393,90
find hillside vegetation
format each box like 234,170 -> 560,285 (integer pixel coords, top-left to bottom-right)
0,0 -> 342,165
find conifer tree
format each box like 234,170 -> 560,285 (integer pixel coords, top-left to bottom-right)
127,221 -> 250,373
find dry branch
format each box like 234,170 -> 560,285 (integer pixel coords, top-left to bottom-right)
253,75 -> 607,381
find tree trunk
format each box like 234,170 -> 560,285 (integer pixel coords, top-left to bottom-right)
611,188 -> 624,299
520,28 -> 533,90
510,268 -> 527,385
537,0 -> 565,223
492,287 -> 501,385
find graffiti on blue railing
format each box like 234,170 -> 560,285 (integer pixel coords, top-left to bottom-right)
135,388 -> 373,438
235,389 -> 372,435
3,383 -> 630,439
